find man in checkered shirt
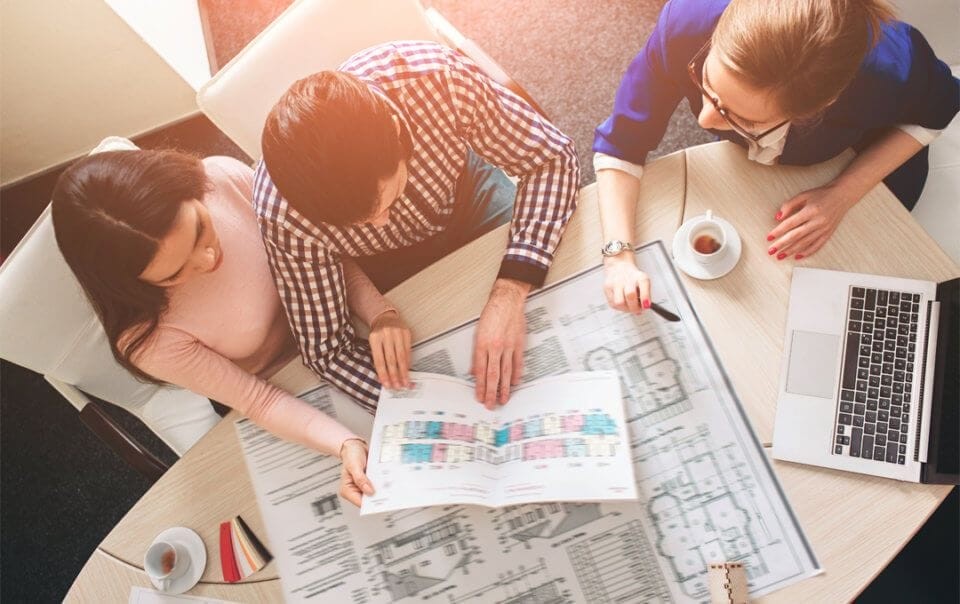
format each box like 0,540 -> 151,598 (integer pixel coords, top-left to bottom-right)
255,41 -> 580,413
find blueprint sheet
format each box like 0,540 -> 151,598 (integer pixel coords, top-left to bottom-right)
236,242 -> 820,603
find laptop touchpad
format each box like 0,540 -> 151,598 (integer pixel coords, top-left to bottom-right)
786,331 -> 840,400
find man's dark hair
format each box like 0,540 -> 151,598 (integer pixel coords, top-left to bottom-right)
262,71 -> 407,227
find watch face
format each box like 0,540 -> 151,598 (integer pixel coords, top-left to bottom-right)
605,241 -> 623,255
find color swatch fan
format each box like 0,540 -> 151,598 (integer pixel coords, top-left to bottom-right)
219,515 -> 272,582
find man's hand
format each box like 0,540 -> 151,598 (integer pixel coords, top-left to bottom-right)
472,278 -> 531,409
603,254 -> 652,314
339,438 -> 374,507
767,183 -> 858,260
369,310 -> 412,390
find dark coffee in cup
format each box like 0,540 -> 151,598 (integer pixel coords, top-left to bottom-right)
687,210 -> 727,265
162,548 -> 177,574
145,539 -> 189,590
693,234 -> 721,255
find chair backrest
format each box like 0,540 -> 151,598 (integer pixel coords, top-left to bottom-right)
0,137 -> 218,454
196,0 -> 442,159
0,137 -> 161,406
0,204 -> 160,408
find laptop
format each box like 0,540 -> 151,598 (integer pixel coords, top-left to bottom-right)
773,267 -> 958,484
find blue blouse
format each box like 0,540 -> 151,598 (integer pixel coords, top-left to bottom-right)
594,0 -> 960,168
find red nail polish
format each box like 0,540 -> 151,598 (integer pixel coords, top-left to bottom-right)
642,299 -> 651,309
777,252 -> 786,260
775,211 -> 783,221
795,254 -> 804,260
766,235 -> 774,242
768,247 -> 777,255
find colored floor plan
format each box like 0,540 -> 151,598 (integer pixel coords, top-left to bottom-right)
377,412 -> 621,465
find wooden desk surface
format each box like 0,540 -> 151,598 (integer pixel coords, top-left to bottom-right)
681,142 -> 959,445
71,144 -> 956,602
63,550 -> 281,602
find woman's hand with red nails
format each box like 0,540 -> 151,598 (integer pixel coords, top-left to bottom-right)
767,183 -> 858,260
602,254 -> 652,315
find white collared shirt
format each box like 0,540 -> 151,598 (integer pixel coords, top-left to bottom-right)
745,122 -> 791,166
594,124 -> 942,181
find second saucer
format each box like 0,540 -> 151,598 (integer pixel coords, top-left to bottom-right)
671,211 -> 742,280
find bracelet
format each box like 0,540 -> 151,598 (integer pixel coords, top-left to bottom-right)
339,437 -> 368,459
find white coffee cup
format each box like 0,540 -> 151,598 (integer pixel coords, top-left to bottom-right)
687,210 -> 727,265
145,540 -> 190,591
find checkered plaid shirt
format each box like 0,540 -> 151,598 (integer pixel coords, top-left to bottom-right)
253,42 -> 580,409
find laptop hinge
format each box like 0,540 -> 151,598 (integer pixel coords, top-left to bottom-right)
914,300 -> 939,463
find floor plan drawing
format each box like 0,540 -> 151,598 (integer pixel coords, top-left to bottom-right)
237,243 -> 819,603
631,423 -> 780,599
584,338 -> 691,426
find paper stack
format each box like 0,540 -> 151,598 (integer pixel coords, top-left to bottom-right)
218,516 -> 272,582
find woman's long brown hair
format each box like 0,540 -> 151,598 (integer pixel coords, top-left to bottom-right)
51,150 -> 208,384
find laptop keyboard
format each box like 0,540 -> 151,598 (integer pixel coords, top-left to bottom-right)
834,287 -> 921,465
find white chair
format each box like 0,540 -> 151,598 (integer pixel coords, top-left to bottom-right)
895,0 -> 960,263
0,137 -> 221,479
197,0 -> 545,160
912,74 -> 960,264
196,0 -> 545,431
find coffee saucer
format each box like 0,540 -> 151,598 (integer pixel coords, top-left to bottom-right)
148,527 -> 206,594
672,215 -> 742,280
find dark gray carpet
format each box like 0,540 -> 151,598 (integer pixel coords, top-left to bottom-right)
428,0 -> 713,182
1,363 -> 162,602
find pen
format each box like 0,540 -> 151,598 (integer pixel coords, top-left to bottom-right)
648,302 -> 681,322
633,286 -> 681,321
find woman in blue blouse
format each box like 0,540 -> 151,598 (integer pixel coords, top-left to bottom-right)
595,0 -> 958,314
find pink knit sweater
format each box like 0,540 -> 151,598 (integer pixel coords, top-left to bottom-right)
130,156 -> 388,456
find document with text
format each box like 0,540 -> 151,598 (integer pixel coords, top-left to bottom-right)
360,371 -> 637,514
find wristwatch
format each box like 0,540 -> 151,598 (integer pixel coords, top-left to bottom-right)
601,240 -> 634,257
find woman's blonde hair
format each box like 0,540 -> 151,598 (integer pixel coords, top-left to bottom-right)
712,0 -> 896,119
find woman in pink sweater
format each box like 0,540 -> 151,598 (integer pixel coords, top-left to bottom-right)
51,150 -> 409,505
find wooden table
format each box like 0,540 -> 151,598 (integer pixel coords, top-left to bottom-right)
66,142 -> 957,602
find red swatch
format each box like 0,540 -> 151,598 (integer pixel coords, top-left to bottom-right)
220,521 -> 241,583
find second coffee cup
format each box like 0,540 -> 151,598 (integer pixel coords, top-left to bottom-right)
688,210 -> 727,265
145,540 -> 190,591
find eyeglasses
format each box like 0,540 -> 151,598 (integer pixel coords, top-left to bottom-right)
687,42 -> 789,144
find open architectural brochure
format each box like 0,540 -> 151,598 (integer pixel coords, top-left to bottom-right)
360,371 -> 638,514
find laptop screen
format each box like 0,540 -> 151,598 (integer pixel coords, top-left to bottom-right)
924,278 -> 958,483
